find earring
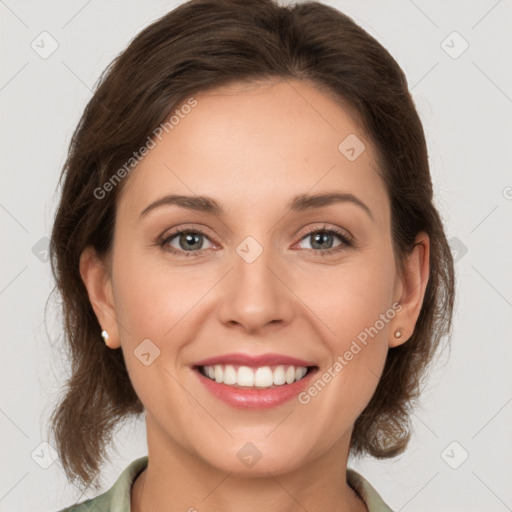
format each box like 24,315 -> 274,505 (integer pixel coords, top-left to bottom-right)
101,330 -> 110,346
394,328 -> 403,339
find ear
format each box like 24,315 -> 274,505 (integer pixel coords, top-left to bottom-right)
390,231 -> 430,348
79,246 -> 121,349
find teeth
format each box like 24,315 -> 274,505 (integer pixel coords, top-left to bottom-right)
200,364 -> 309,388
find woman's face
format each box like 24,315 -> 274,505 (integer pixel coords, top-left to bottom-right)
84,79 -> 427,476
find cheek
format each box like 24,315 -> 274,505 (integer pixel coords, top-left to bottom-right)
292,251 -> 396,405
295,253 -> 396,346
112,245 -> 207,339
111,247 -> 203,410
297,271 -> 395,423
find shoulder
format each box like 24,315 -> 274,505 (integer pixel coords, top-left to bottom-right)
347,468 -> 395,512
55,456 -> 149,512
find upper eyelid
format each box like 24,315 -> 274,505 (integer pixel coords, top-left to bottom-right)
300,224 -> 352,239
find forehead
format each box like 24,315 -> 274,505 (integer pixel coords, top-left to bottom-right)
118,79 -> 389,225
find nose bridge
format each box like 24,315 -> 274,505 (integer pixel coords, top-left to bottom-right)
217,233 -> 293,331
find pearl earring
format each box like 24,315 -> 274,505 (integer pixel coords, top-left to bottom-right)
394,328 -> 403,338
101,330 -> 110,345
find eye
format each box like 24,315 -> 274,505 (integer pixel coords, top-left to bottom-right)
295,225 -> 353,256
158,224 -> 353,258
159,228 -> 215,257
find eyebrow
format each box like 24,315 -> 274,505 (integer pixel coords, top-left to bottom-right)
139,192 -> 373,221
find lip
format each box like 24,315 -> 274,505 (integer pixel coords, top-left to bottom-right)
192,352 -> 316,368
193,366 -> 319,409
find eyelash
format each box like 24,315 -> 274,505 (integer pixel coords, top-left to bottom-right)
158,224 -> 353,258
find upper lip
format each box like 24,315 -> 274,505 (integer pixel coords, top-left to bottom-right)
192,353 -> 317,368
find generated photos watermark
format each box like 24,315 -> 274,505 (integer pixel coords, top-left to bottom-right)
298,301 -> 403,405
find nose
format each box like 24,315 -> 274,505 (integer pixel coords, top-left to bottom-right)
216,241 -> 295,334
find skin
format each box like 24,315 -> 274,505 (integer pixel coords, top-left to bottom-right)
80,78 -> 429,512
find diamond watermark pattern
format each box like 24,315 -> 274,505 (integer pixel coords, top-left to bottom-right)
441,441 -> 469,469
441,31 -> 469,59
134,338 -> 161,366
31,236 -> 50,262
31,441 -> 58,469
30,31 -> 59,59
338,134 -> 366,161
237,442 -> 263,468
449,236 -> 468,263
236,236 -> 263,264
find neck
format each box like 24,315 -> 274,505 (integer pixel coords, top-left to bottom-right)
131,416 -> 367,512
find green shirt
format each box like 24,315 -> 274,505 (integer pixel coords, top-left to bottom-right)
58,456 -> 394,512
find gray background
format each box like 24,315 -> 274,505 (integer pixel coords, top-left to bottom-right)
1,1 -> 511,511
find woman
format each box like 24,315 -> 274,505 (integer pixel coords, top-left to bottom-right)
50,0 -> 455,510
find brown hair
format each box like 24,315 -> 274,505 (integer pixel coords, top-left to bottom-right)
47,0 -> 455,491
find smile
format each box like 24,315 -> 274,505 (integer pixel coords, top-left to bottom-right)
193,364 -> 319,409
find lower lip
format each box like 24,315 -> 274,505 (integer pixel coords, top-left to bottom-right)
193,367 -> 318,409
